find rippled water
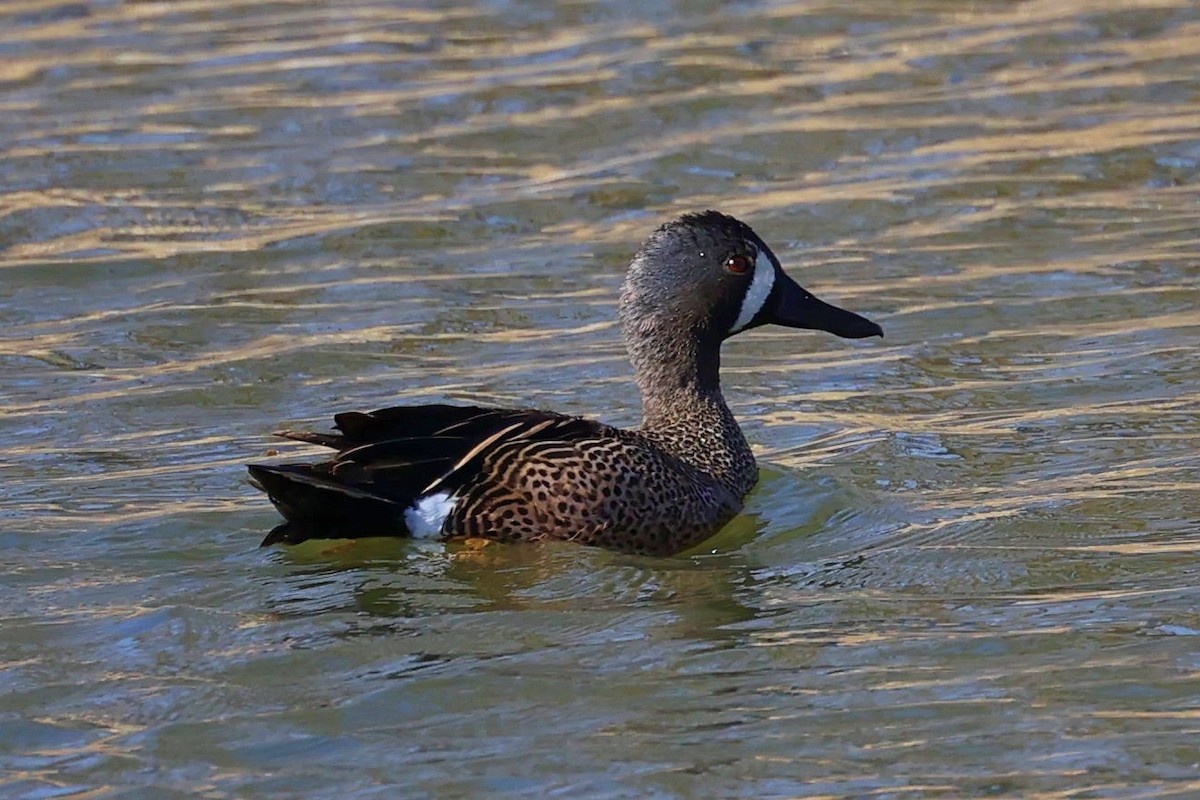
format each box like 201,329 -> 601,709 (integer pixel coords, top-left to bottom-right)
3,0 -> 1200,796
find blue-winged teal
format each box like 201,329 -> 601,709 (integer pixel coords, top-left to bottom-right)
249,211 -> 882,555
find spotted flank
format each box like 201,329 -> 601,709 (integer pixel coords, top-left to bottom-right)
249,211 -> 883,555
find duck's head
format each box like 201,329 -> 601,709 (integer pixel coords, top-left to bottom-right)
619,211 -> 883,350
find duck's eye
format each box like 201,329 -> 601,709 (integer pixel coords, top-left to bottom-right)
725,254 -> 752,274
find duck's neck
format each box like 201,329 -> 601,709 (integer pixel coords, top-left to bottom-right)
626,327 -> 757,497
628,322 -> 721,415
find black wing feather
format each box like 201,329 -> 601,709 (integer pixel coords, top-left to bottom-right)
333,404 -> 502,444
249,404 -> 609,546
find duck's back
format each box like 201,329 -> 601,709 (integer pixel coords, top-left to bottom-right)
250,403 -> 748,555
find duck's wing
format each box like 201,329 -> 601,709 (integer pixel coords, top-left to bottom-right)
247,404 -> 608,546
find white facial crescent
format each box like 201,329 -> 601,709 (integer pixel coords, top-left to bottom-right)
729,250 -> 777,333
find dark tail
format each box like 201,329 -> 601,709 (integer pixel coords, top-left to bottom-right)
247,464 -> 411,547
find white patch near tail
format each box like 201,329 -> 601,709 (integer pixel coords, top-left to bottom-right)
404,491 -> 455,539
729,250 -> 777,333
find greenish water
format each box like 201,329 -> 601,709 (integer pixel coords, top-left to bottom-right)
3,0 -> 1200,797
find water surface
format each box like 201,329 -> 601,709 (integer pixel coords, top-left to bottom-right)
3,0 -> 1200,797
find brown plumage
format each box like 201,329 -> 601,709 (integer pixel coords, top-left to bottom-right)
248,211 -> 882,555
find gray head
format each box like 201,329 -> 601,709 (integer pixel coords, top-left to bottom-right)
619,211 -> 882,364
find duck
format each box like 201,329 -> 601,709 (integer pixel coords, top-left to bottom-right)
248,211 -> 882,556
